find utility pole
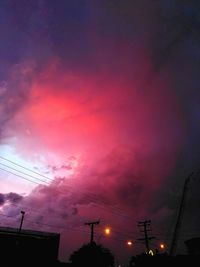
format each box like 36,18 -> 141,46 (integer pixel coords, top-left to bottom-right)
84,220 -> 100,244
18,211 -> 25,234
137,220 -> 155,254
169,172 -> 193,256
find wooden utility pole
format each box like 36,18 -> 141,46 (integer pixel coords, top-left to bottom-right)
85,220 -> 100,243
18,211 -> 25,233
169,172 -> 193,256
137,220 -> 155,253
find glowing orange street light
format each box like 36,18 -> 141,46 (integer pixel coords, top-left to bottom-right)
159,243 -> 166,250
127,240 -> 133,246
104,227 -> 111,235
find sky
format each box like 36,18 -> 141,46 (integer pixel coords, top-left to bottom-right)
0,0 -> 200,264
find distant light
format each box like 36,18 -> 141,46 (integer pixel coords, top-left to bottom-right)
160,243 -> 166,250
148,249 -> 154,256
104,227 -> 111,235
127,240 -> 133,246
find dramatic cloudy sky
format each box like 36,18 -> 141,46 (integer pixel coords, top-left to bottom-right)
0,0 -> 200,264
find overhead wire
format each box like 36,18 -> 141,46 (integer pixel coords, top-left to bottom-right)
0,156 -> 135,221
0,162 -> 50,185
3,201 -> 137,241
0,211 -> 90,235
0,167 -> 42,185
0,210 -> 136,246
0,155 -> 52,181
4,156 -> 197,247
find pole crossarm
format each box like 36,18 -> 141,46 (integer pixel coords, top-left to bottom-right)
84,220 -> 100,244
137,220 -> 155,253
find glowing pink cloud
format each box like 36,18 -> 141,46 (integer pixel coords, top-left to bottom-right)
0,1 -> 199,264
6,58 -> 184,168
0,53 -> 185,261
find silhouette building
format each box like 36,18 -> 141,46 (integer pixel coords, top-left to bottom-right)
0,226 -> 60,265
185,237 -> 200,255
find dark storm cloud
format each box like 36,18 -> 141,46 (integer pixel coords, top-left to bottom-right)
0,192 -> 23,206
0,0 -> 52,72
0,63 -> 35,139
6,192 -> 23,203
0,193 -> 5,206
0,0 -> 50,137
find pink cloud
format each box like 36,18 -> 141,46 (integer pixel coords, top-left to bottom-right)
1,47 -> 185,262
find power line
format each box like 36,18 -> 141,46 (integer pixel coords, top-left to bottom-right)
0,156 -> 52,181
5,201 -> 140,243
0,200 -> 141,245
0,162 -> 50,185
0,167 -> 42,185
0,157 -> 135,222
4,212 -> 136,244
0,211 -> 131,245
0,211 -> 90,235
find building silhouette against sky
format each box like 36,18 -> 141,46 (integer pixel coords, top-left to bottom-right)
0,226 -> 60,265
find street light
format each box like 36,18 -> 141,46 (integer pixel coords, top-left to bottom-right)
127,240 -> 133,246
97,227 -> 111,243
159,242 -> 166,251
104,227 -> 111,235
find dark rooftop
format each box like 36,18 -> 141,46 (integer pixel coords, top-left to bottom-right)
0,226 -> 60,239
